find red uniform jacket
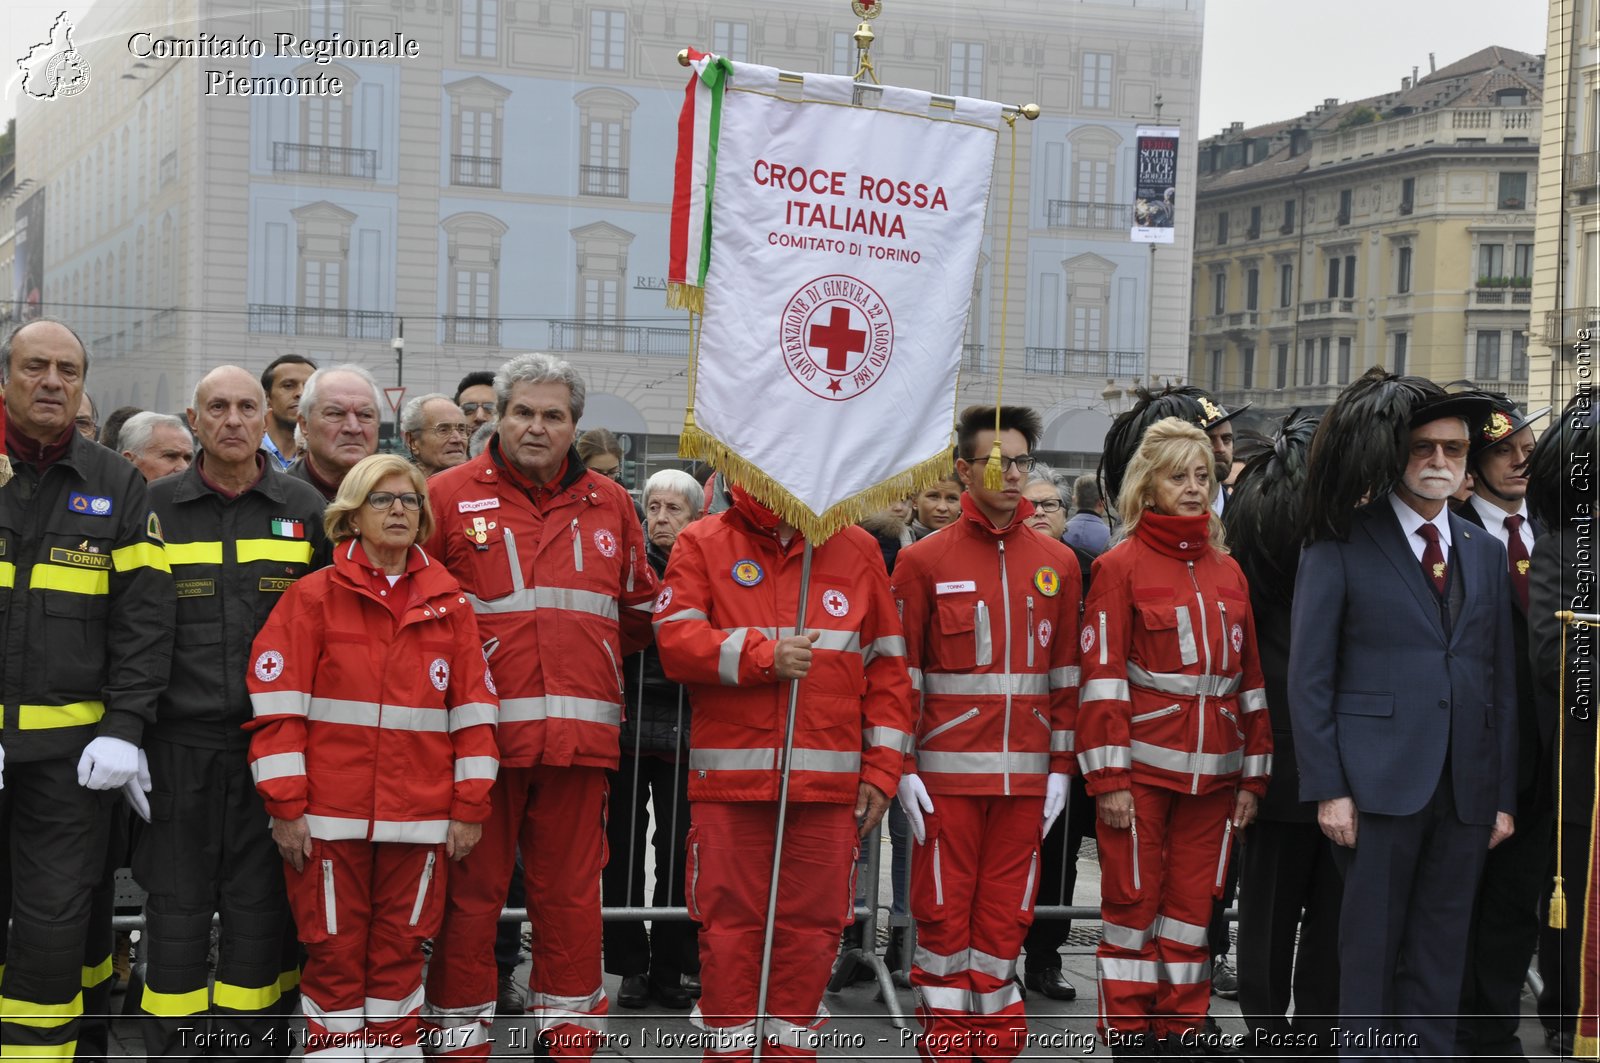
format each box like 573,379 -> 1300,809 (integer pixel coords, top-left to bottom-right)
1075,519 -> 1271,799
891,494 -> 1081,796
653,488 -> 914,804
246,542 -> 500,843
423,441 -> 657,771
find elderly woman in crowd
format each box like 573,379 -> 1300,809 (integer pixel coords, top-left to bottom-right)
604,469 -> 704,1011
246,453 -> 499,1059
1074,418 -> 1271,1057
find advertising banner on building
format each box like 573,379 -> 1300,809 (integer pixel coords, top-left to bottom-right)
13,187 -> 46,322
668,54 -> 1002,540
1132,125 -> 1179,244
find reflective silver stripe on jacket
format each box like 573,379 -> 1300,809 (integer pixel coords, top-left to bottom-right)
654,607 -> 708,626
251,752 -> 305,785
863,726 -> 914,755
307,699 -> 448,733
689,747 -> 774,772
916,750 -> 1050,776
1076,744 -> 1132,773
1101,920 -> 1154,950
1051,729 -> 1074,753
305,815 -> 449,843
448,702 -> 497,732
863,635 -> 906,664
1153,915 -> 1209,947
251,691 -> 309,718
923,672 -> 1049,696
1098,956 -> 1161,983
1240,688 -> 1268,713
1048,666 -> 1080,690
789,747 -> 861,773
718,627 -> 749,686
453,756 -> 498,783
1130,741 -> 1242,777
1127,662 -> 1242,698
736,626 -> 862,655
466,586 -> 620,621
1242,753 -> 1273,777
498,696 -> 622,726
906,667 -> 923,692
1080,678 -> 1130,703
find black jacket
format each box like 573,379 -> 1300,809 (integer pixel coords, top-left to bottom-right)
148,457 -> 331,748
619,538 -> 689,757
0,431 -> 175,761
1530,525 -> 1596,826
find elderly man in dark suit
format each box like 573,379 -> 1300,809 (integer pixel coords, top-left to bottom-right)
1290,389 -> 1518,1060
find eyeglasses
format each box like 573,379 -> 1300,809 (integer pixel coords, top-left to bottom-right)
971,453 -> 1037,474
1410,439 -> 1469,460
459,402 -> 494,416
74,416 -> 97,431
591,465 -> 623,481
1030,498 -> 1065,513
426,423 -> 471,438
366,491 -> 422,511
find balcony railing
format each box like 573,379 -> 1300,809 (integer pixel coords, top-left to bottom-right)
1469,378 -> 1529,403
547,320 -> 690,355
1022,347 -> 1142,377
451,155 -> 502,189
443,315 -> 502,346
1213,384 -> 1347,409
579,165 -> 628,198
961,343 -> 986,370
272,142 -> 378,179
1300,299 -> 1356,319
1571,152 -> 1598,188
1546,306 -> 1600,344
1470,287 -> 1532,307
1044,200 -> 1133,230
248,304 -> 397,340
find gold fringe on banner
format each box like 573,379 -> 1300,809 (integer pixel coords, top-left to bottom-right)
681,420 -> 956,544
666,283 -> 705,313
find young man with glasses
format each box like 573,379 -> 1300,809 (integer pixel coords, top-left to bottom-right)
454,371 -> 497,432
401,394 -> 471,478
890,405 -> 1082,1061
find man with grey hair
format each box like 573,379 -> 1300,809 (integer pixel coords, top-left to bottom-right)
1064,472 -> 1110,556
400,393 -> 470,477
119,411 -> 194,482
421,353 -> 658,1059
286,363 -> 381,500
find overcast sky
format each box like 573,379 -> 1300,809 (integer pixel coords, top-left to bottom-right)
0,1 -> 1554,148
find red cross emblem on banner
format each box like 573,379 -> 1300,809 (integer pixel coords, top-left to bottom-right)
809,306 -> 866,374
780,275 -> 896,402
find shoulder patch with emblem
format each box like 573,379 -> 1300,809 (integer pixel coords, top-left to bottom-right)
822,589 -> 850,617
254,650 -> 285,682
270,517 -> 305,540
593,529 -> 618,558
146,511 -> 163,542
1080,625 -> 1095,654
70,492 -> 114,516
1034,566 -> 1061,597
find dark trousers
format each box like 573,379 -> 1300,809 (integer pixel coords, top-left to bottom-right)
1538,814 -> 1593,1038
601,754 -> 699,981
1236,819 -> 1343,1050
1332,777 -> 1490,1060
494,850 -> 526,976
1021,774 -> 1091,973
1206,835 -> 1241,959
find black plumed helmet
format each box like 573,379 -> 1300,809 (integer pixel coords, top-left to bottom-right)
1527,390 -> 1597,529
1224,408 -> 1320,607
1098,384 -> 1210,509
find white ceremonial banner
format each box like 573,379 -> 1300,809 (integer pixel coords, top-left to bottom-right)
670,55 -> 1004,540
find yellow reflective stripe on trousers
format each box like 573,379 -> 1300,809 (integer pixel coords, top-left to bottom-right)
113,541 -> 171,573
28,565 -> 108,596
80,955 -> 113,988
139,984 -> 209,1017
213,978 -> 283,1012
236,539 -> 314,565
0,990 -> 83,1027
278,968 -> 301,992
164,541 -> 224,566
18,702 -> 105,730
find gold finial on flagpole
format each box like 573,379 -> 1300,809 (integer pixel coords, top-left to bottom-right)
677,49 -> 691,67
1020,103 -> 1041,121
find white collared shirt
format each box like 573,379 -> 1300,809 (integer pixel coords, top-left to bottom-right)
1389,491 -> 1452,564
1468,492 -> 1534,554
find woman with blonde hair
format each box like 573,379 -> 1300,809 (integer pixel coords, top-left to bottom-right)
1074,417 -> 1272,1056
246,453 -> 500,1060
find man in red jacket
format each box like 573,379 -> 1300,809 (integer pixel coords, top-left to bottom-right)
891,406 -> 1081,1061
654,483 -> 913,1062
420,354 -> 657,1059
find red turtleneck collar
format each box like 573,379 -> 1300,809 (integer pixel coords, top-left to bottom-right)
1134,510 -> 1212,560
958,490 -> 1034,536
729,485 -> 784,536
5,417 -> 74,469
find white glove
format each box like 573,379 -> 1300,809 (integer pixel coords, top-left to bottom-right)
77,736 -> 141,790
0,742 -> 6,791
1041,772 -> 1070,837
897,773 -> 936,845
121,749 -> 152,822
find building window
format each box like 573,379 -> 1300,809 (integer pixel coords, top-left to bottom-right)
1326,256 -> 1340,298
589,9 -> 626,71
1248,205 -> 1261,238
1498,172 -> 1527,209
1246,268 -> 1259,311
1217,211 -> 1229,246
1281,198 -> 1296,234
305,93 -> 347,150
455,108 -> 498,186
1302,338 -> 1315,386
583,276 -> 619,322
833,32 -> 855,76
1343,255 -> 1356,299
309,0 -> 344,38
1279,263 -> 1294,307
1210,349 -> 1224,388
1337,189 -> 1352,225
1081,51 -> 1113,110
950,41 -> 983,97
460,0 -> 498,59
1511,331 -> 1529,380
1275,342 -> 1290,388
442,212 -> 508,345
1072,306 -> 1103,349
1400,176 -> 1415,213
1066,126 -> 1120,206
1475,331 -> 1502,377
1513,242 -> 1533,281
1479,244 -> 1504,282
712,20 -> 748,62
1213,273 -> 1227,315
1393,331 -> 1408,375
1396,246 -> 1412,294
1318,337 -> 1331,384
1241,344 -> 1256,388
1337,337 -> 1352,384
572,220 -> 635,349
576,87 -> 637,198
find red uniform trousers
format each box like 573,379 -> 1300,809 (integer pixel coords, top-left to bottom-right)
1093,784 -> 1233,1041
687,801 -> 857,1063
284,839 -> 445,1061
422,765 -> 608,1059
909,794 -> 1042,1063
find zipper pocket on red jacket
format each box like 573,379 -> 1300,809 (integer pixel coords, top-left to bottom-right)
932,838 -> 944,905
571,519 -> 583,573
1132,704 -> 1182,725
922,707 -> 979,743
1031,707 -> 1050,730
602,641 -> 624,702
1098,610 -> 1108,666
322,859 -> 338,935
1129,815 -> 1142,892
1021,849 -> 1038,911
1218,602 -> 1230,672
408,850 -> 436,927
1026,596 -> 1036,668
974,601 -> 992,667
1219,705 -> 1243,739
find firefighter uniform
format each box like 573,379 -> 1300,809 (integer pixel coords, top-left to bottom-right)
890,493 -> 1081,1061
135,456 -> 329,1057
1074,515 -> 1271,1044
654,486 -> 913,1063
246,541 -> 500,1059
0,430 -> 174,1060
419,441 -> 656,1059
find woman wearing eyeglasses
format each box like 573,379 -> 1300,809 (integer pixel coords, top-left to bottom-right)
245,453 -> 500,1060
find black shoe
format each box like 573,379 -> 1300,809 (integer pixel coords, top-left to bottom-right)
496,972 -> 527,1015
617,973 -> 650,1009
649,975 -> 692,1010
1210,955 -> 1239,999
1023,967 -> 1078,1001
681,972 -> 702,997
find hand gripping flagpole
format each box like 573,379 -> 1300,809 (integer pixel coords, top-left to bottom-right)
752,537 -> 814,1063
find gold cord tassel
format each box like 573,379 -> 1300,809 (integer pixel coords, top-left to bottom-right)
982,437 -> 1004,490
1551,877 -> 1568,930
1553,610 -> 1572,928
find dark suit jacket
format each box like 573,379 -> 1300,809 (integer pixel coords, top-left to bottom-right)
1288,499 -> 1518,824
1529,526 -> 1598,826
1456,502 -> 1551,814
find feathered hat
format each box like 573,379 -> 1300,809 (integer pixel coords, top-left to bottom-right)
1222,408 -> 1319,606
1098,384 -> 1210,509
1470,391 -> 1552,459
1527,390 -> 1597,529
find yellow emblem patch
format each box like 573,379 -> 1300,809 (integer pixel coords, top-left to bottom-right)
1033,566 -> 1061,597
1516,559 -> 1530,575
